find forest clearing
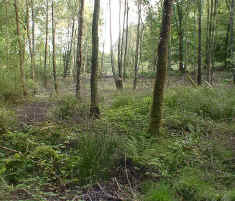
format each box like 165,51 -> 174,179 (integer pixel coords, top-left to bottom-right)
1,0 -> 235,200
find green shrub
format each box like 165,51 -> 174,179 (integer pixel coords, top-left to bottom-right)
51,95 -> 89,121
2,154 -> 27,184
2,131 -> 37,153
29,145 -> 61,177
165,87 -> 235,121
143,182 -> 177,201
75,132 -> 122,184
111,96 -> 135,109
0,107 -> 16,133
140,71 -> 156,79
0,78 -> 22,103
175,168 -> 219,201
106,96 -> 151,134
223,190 -> 235,201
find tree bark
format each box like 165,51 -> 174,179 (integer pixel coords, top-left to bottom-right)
64,19 -> 75,78
31,0 -> 36,94
101,42 -> 105,76
109,0 -> 119,89
206,0 -> 217,83
117,0 -> 123,89
90,0 -> 100,118
228,0 -> 235,67
14,0 -> 27,96
133,0 -> 141,90
52,0 -> 58,95
197,0 -> 202,85
44,0 -> 49,88
149,0 -> 173,136
123,0 -> 129,81
75,0 -> 85,98
176,3 -> 184,73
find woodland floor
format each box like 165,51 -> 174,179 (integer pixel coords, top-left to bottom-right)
1,71 -> 235,201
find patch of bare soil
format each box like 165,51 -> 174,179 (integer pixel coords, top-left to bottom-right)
15,100 -> 54,125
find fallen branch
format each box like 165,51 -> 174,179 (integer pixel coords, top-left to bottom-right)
0,146 -> 23,156
204,80 -> 213,88
97,182 -> 123,201
113,177 -> 122,192
186,73 -> 198,88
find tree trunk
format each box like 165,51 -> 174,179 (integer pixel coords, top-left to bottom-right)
31,0 -> 36,94
52,0 -> 58,95
44,0 -> 49,88
101,42 -> 105,76
176,3 -> 184,73
228,0 -> 235,67
117,0 -> 123,89
123,0 -> 129,81
149,0 -> 173,136
64,19 -> 75,78
206,0 -> 217,83
109,0 -> 119,89
197,0 -> 202,85
75,0 -> 85,98
14,0 -> 27,96
133,0 -> 141,90
90,0 -> 100,118
224,22 -> 230,69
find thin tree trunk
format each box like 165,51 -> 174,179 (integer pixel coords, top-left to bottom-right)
176,3 -> 184,73
64,19 -> 75,78
117,0 -> 123,89
83,34 -> 89,74
52,0 -> 58,95
26,0 -> 33,75
225,22 -> 230,69
44,0 -> 49,88
101,42 -> 105,76
90,0 -> 100,118
5,1 -> 9,69
119,0 -> 127,85
109,0 -> 118,89
123,0 -> 129,81
149,0 -> 173,136
228,0 -> 235,67
31,0 -> 36,94
206,0 -> 214,83
133,0 -> 141,90
14,0 -> 27,96
75,0 -> 84,98
197,0 -> 202,85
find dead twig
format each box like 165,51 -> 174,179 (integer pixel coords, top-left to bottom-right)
97,182 -> 123,201
0,145 -> 23,156
204,80 -> 213,88
113,177 -> 122,192
124,154 -> 137,199
186,73 -> 198,88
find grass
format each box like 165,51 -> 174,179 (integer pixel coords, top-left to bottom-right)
1,84 -> 235,200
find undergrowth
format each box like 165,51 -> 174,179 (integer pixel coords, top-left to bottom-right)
1,86 -> 235,200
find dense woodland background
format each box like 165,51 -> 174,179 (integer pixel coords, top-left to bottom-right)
0,0 -> 235,200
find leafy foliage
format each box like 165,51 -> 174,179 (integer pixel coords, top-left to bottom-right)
0,107 -> 16,133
